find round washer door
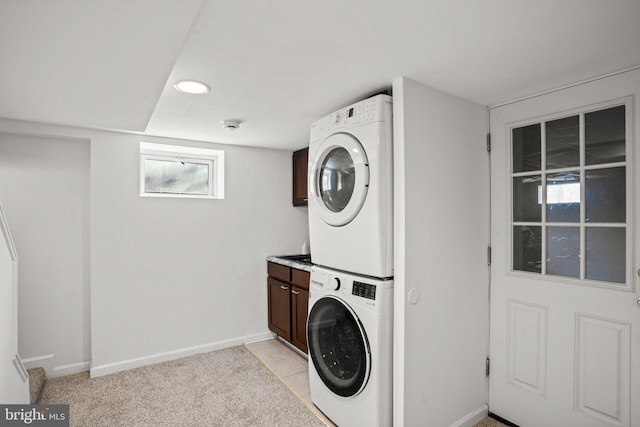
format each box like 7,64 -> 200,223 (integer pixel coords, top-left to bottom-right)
310,133 -> 369,227
307,296 -> 371,397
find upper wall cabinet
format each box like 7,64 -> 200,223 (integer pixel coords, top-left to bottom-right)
292,148 -> 308,206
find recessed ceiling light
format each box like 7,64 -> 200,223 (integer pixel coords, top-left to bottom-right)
173,80 -> 211,95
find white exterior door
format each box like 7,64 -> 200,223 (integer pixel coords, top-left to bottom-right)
489,69 -> 640,427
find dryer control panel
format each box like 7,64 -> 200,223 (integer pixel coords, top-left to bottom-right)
310,94 -> 392,140
329,96 -> 385,129
352,281 -> 376,300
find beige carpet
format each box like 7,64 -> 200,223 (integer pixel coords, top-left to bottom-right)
38,346 -> 326,427
475,417 -> 509,427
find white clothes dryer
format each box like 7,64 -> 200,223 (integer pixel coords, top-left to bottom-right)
307,265 -> 393,427
308,94 -> 393,279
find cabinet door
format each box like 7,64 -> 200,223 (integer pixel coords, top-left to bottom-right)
291,268 -> 310,290
292,148 -> 308,206
291,286 -> 309,353
267,277 -> 291,340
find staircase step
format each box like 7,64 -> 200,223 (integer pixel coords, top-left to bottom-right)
27,367 -> 45,404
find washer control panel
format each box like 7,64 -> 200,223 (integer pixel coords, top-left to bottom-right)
352,281 -> 376,300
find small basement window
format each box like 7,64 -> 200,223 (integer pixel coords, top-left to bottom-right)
140,142 -> 225,199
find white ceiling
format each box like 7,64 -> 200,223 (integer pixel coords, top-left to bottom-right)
1,0 -> 639,151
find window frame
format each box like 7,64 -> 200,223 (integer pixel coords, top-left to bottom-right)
507,97 -> 633,291
139,142 -> 225,199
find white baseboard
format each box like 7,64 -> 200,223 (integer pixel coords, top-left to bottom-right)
90,331 -> 275,378
449,404 -> 489,427
244,332 -> 277,345
21,354 -> 90,379
51,361 -> 91,378
21,354 -> 54,377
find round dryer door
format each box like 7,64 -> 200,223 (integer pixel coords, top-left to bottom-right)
307,296 -> 371,397
310,132 -> 369,226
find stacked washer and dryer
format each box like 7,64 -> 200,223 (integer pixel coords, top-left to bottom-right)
306,94 -> 394,427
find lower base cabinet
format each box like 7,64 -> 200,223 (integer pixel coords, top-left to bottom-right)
267,262 -> 310,353
267,277 -> 291,340
290,286 -> 309,352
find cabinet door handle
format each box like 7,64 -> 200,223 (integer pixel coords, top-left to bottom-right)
280,285 -> 289,290
291,289 -> 300,295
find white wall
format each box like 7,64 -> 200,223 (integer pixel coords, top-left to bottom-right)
393,77 -> 490,427
0,119 -> 309,377
89,131 -> 309,375
0,132 -> 90,377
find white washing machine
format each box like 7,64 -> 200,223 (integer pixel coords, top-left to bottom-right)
307,265 -> 393,427
308,94 -> 393,279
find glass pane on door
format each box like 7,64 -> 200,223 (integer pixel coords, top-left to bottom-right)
546,115 -> 579,169
585,167 -> 626,223
513,176 -> 542,222
512,124 -> 541,173
547,226 -> 580,278
586,227 -> 626,283
513,226 -> 542,273
547,172 -> 580,223
585,105 -> 626,165
319,148 -> 355,212
510,103 -> 628,286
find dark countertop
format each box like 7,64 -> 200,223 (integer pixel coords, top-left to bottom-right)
266,254 -> 313,272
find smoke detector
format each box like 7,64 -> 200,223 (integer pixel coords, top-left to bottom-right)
221,120 -> 241,131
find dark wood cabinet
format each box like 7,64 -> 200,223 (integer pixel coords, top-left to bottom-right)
267,261 -> 310,353
290,286 -> 309,352
292,148 -> 308,206
268,262 -> 290,283
267,277 -> 291,340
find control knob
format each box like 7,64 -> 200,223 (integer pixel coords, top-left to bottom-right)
330,277 -> 341,291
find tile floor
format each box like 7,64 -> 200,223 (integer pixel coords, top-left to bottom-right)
244,338 -> 336,426
245,337 -> 507,427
